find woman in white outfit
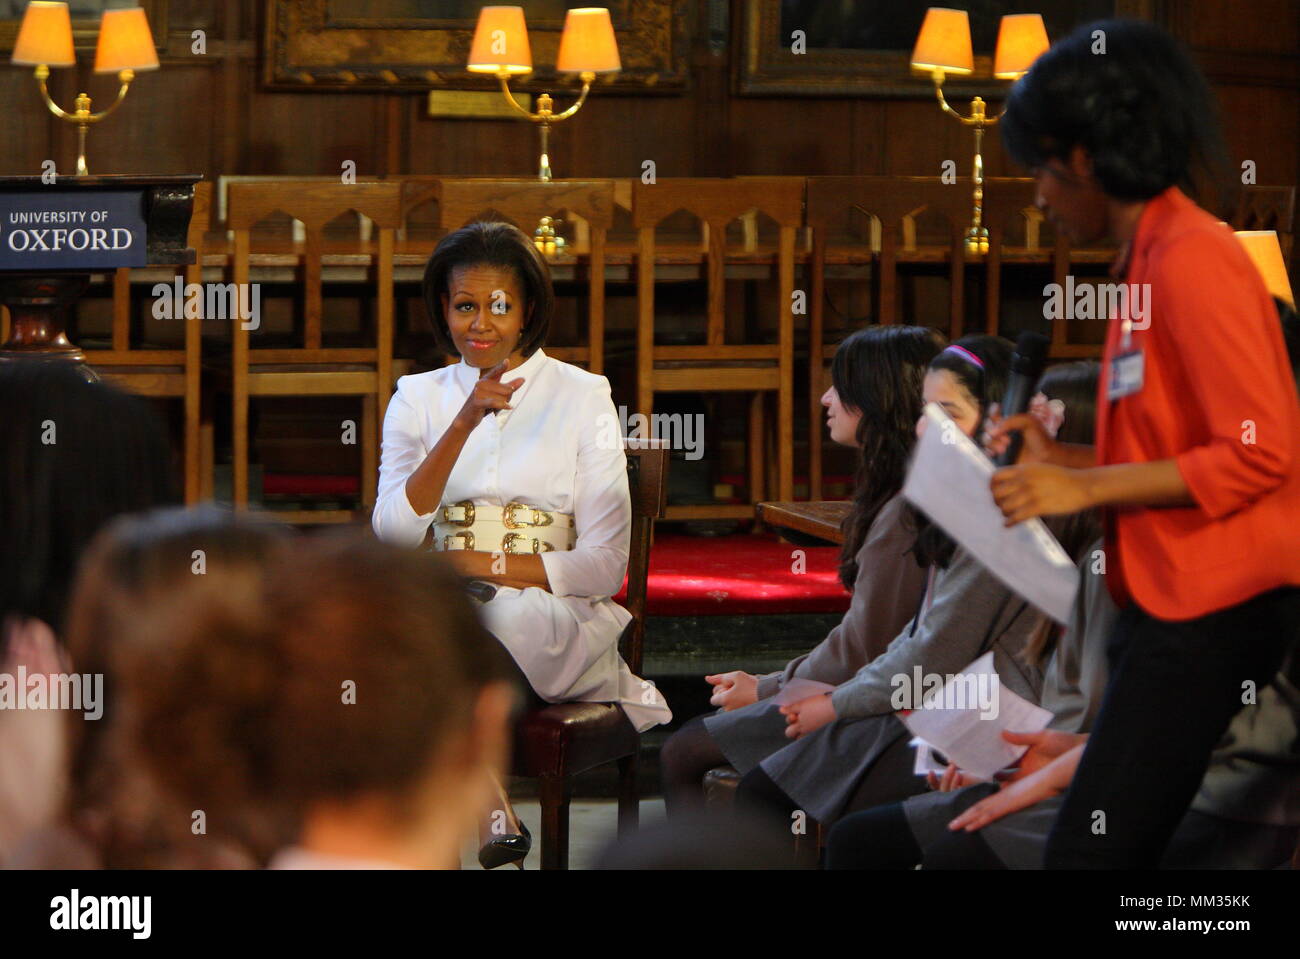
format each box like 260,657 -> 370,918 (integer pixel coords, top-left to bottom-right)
372,220 -> 672,864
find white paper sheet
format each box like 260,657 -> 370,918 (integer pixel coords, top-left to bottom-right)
902,403 -> 1080,624
900,652 -> 1054,781
910,738 -> 948,776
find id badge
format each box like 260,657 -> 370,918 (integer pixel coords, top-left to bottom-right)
1108,349 -> 1145,401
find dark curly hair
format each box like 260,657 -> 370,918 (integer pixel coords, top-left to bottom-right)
831,324 -> 947,589
421,219 -> 554,359
1001,18 -> 1230,202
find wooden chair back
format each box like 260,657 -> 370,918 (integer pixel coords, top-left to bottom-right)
632,176 -> 803,350
227,179 -> 403,372
620,438 -> 669,676
804,176 -> 964,497
87,179 -> 211,364
83,180 -> 211,503
808,176 -> 972,335
632,177 -> 802,508
980,177 -> 1060,330
227,181 -> 403,516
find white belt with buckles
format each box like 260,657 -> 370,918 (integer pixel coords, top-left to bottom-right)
432,500 -> 576,554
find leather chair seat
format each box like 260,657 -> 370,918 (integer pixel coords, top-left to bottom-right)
512,702 -> 638,780
703,764 -> 741,810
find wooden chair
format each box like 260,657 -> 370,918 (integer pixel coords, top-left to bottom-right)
226,181 -> 403,523
633,177 -> 802,519
84,180 -> 211,503
980,177 -> 1099,359
407,177 -> 616,374
510,438 -> 668,870
804,177 -> 968,499
979,177 -> 1049,331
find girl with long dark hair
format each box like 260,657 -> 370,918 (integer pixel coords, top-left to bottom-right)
730,337 -> 1100,831
659,324 -> 945,812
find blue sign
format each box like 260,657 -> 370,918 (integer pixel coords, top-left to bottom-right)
0,190 -> 148,270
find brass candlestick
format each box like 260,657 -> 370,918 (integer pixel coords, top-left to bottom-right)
11,3 -> 159,177
931,75 -> 998,256
494,70 -> 596,182
911,10 -> 1050,257
32,63 -> 137,176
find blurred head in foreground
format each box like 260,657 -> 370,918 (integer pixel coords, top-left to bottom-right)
54,506 -> 292,868
0,362 -> 174,865
0,360 -> 174,641
115,525 -> 517,869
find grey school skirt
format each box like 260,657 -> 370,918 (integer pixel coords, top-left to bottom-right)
702,698 -> 793,775
705,700 -> 921,826
759,713 -> 915,825
903,786 -> 1056,869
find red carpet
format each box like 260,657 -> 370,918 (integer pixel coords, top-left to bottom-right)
615,533 -> 851,616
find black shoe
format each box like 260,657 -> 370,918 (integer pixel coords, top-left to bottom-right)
478,820 -> 532,870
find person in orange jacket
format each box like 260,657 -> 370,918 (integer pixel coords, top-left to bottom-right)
986,18 -> 1300,868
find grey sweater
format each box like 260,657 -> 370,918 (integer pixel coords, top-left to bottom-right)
830,542 -> 1047,721
755,493 -> 929,700
1041,539 -> 1114,735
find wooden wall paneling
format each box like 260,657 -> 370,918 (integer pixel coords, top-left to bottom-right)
0,70 -> 61,175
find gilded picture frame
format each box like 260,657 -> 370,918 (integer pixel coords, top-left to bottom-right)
263,0 -> 689,92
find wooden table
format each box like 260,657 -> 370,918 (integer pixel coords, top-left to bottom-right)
757,500 -> 851,546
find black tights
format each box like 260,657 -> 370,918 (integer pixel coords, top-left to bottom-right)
659,715 -> 729,815
826,785 -> 1004,870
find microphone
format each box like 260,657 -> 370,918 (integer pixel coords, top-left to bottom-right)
993,331 -> 1050,467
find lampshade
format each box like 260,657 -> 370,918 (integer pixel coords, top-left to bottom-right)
911,7 -> 973,75
556,7 -> 621,74
93,7 -> 159,73
11,1 -> 76,67
1235,230 -> 1295,306
994,13 -> 1049,79
467,5 -> 533,75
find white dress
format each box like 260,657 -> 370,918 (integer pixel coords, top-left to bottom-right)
372,348 -> 671,732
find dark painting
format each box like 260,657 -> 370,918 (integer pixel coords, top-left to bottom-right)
779,0 -> 1115,52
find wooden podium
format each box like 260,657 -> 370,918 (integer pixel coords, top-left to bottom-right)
0,175 -> 199,363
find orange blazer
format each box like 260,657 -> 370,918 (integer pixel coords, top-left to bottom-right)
1096,187 -> 1300,621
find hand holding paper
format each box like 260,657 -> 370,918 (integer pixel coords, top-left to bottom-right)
903,403 -> 1080,624
900,652 -> 1053,781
